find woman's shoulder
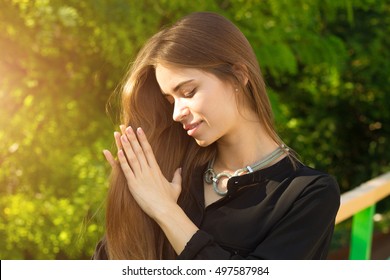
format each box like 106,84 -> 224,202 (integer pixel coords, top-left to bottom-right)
290,164 -> 340,202
295,164 -> 339,186
263,162 -> 340,233
260,157 -> 340,196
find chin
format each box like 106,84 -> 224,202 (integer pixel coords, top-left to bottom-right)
194,138 -> 212,147
195,140 -> 209,147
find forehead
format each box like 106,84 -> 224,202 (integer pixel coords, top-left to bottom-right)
155,64 -> 208,92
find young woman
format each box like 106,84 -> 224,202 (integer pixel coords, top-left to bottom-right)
93,12 -> 340,260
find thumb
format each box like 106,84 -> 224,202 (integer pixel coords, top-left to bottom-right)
171,167 -> 182,187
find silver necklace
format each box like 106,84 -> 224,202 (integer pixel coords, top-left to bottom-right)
203,145 -> 289,196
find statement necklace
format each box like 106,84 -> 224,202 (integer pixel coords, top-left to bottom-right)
203,145 -> 289,196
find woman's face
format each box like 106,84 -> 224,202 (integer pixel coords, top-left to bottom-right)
155,63 -> 245,147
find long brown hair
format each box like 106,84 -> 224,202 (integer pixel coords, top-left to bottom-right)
105,12 -> 283,259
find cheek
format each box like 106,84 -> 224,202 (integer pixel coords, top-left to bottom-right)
192,83 -> 237,119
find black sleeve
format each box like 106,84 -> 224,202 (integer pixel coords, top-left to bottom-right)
177,176 -> 340,260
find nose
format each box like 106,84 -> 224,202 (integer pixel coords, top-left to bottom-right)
172,98 -> 189,122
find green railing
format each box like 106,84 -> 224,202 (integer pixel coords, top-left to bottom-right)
335,172 -> 390,260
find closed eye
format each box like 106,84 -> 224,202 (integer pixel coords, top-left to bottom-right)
184,88 -> 197,98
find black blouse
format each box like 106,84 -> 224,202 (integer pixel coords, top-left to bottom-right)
177,157 -> 340,259
93,157 -> 340,260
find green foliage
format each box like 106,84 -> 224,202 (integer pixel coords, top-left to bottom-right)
273,1 -> 390,190
0,0 -> 389,259
0,192 -> 104,259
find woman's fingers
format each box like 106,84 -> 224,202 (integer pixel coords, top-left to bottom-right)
114,125 -> 127,152
124,126 -> 148,168
119,124 -> 127,137
106,125 -> 155,177
104,126 -> 127,170
120,133 -> 142,174
115,125 -> 160,180
103,149 -> 116,168
117,149 -> 135,182
135,127 -> 160,169
114,131 -> 122,151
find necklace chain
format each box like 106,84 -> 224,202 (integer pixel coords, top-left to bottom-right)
203,145 -> 289,196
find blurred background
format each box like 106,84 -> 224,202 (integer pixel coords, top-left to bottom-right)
0,0 -> 389,259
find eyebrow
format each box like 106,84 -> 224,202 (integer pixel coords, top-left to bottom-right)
173,79 -> 194,92
162,79 -> 194,95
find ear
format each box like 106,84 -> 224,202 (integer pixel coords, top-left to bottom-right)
232,63 -> 249,87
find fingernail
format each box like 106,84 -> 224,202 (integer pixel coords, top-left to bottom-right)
121,135 -> 128,142
137,127 -> 143,135
125,126 -> 133,134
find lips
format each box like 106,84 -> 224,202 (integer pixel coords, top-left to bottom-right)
183,121 -> 202,136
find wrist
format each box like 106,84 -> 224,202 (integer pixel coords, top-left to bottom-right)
153,202 -> 182,224
153,203 -> 198,255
